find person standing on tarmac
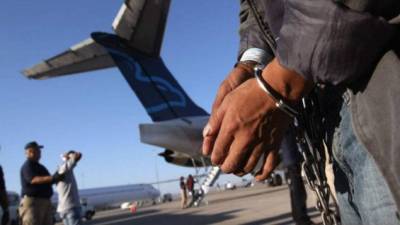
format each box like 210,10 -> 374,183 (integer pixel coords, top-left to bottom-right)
0,166 -> 9,225
56,150 -> 83,225
186,174 -> 195,207
19,141 -> 64,225
179,176 -> 187,209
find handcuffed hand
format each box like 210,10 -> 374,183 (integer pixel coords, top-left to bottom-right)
203,77 -> 291,180
211,62 -> 255,116
203,59 -> 312,180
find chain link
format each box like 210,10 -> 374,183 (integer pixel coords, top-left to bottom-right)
293,92 -> 340,225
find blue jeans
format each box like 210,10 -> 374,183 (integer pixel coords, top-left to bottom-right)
61,207 -> 82,225
332,98 -> 399,225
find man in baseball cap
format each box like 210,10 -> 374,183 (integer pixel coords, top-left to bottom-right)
19,141 -> 64,225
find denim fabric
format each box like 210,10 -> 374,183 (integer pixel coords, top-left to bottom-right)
332,98 -> 399,225
61,207 -> 81,225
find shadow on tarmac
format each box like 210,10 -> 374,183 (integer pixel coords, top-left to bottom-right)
241,208 -> 322,225
211,186 -> 287,205
83,209 -> 160,225
80,186 -> 325,225
83,208 -> 243,225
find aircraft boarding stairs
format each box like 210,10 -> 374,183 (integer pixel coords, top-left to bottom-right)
193,166 -> 221,207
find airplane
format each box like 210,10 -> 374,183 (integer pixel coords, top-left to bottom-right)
51,183 -> 160,209
22,0 -> 222,202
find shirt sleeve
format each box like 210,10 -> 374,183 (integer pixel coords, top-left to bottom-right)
58,159 -> 77,174
21,163 -> 36,183
238,0 -> 274,62
275,0 -> 397,85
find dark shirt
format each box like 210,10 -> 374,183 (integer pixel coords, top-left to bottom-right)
186,177 -> 194,191
0,166 -> 7,210
0,166 -> 5,191
20,160 -> 53,198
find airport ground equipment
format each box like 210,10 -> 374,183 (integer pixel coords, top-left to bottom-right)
193,166 -> 221,207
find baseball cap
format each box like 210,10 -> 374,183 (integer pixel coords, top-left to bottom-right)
24,141 -> 44,150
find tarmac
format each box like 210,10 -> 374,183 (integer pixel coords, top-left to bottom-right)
65,184 -> 323,225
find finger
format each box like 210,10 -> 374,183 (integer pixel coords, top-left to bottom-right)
255,150 -> 280,181
202,135 -> 215,156
236,114 -> 272,175
210,128 -> 234,166
202,103 -> 227,155
211,80 -> 231,115
211,74 -> 238,115
210,113 -> 236,166
234,171 -> 247,177
241,142 -> 266,174
220,134 -> 253,173
211,68 -> 252,115
254,118 -> 286,181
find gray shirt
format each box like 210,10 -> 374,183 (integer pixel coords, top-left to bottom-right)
56,158 -> 80,213
239,0 -> 398,85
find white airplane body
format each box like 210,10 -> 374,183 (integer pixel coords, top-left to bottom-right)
52,184 -> 160,209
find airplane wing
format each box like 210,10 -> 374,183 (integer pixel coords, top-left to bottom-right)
22,0 -> 171,80
22,38 -> 115,80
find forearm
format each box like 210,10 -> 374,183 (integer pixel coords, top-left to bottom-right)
31,176 -> 53,185
60,156 -> 79,174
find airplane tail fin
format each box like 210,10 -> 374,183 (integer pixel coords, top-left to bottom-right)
92,32 -> 208,122
22,0 -> 172,79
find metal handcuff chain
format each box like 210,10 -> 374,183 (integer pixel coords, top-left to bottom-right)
253,67 -> 340,225
247,0 -> 341,223
294,95 -> 341,225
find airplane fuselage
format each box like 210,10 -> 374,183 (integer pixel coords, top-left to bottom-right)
140,116 -> 208,158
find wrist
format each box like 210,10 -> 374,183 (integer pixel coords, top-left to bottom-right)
262,59 -> 313,103
235,61 -> 258,74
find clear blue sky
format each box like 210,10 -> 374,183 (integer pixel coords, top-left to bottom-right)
0,1 -> 246,194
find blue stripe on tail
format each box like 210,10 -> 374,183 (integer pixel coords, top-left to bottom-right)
91,32 -> 208,122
